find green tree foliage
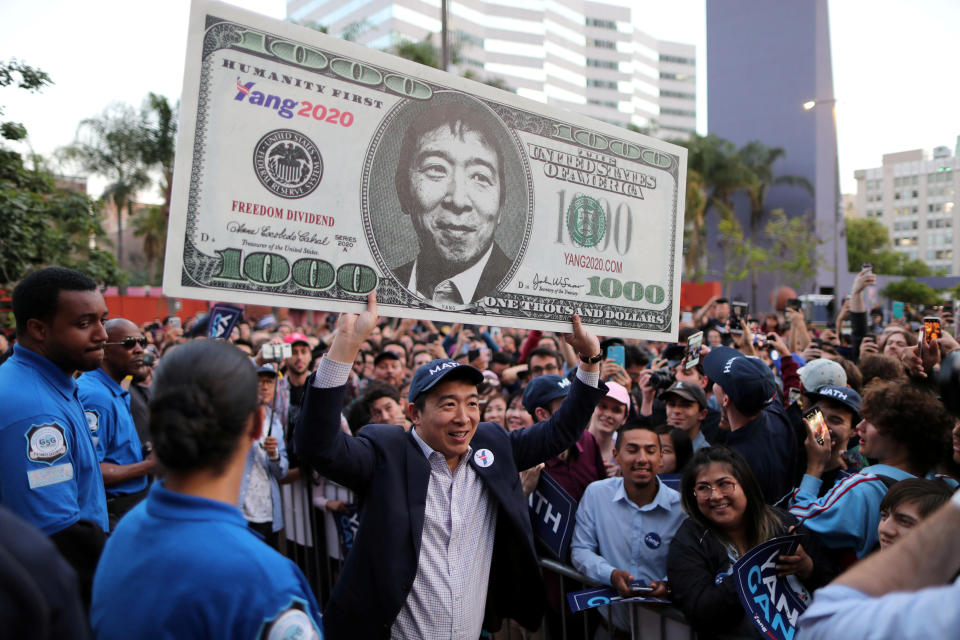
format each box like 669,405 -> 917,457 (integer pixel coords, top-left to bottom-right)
715,201 -> 767,293
0,60 -> 122,288
59,103 -> 151,278
881,279 -> 941,307
131,205 -> 167,285
763,209 -> 820,291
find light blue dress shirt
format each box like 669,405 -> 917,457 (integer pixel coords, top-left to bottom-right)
571,476 -> 685,630
799,577 -> 960,640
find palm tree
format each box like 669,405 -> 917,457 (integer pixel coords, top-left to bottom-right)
139,93 -> 177,223
673,134 -> 753,280
131,205 -> 167,285
59,103 -> 150,290
737,141 -> 814,306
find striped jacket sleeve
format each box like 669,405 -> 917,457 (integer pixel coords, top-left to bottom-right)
788,472 -> 885,555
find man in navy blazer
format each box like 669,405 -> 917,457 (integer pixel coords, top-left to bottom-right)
297,293 -> 607,638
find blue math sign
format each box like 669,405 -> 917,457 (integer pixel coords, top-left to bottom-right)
528,471 -> 576,559
207,303 -> 244,340
732,535 -> 807,640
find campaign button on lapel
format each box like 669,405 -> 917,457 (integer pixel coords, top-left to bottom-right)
474,448 -> 494,468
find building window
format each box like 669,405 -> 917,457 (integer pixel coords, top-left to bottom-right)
590,39 -> 616,49
660,107 -> 696,117
659,54 -> 695,65
587,59 -> 619,70
587,99 -> 618,109
588,79 -> 618,90
585,17 -> 616,29
659,71 -> 694,82
660,89 -> 696,100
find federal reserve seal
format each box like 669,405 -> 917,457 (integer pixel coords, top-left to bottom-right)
567,194 -> 606,248
253,129 -> 323,199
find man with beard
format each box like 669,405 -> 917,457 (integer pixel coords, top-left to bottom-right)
0,267 -> 110,606
571,422 -> 684,635
78,319 -> 157,526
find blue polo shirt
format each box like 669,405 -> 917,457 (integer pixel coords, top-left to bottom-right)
0,345 -> 108,534
78,367 -> 148,496
92,482 -> 323,640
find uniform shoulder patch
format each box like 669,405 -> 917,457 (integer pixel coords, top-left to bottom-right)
84,410 -> 100,434
25,423 -> 68,465
259,599 -> 321,640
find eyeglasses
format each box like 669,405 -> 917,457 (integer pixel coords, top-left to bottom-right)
104,336 -> 148,349
693,479 -> 739,499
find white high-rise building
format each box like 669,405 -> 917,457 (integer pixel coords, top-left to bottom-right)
853,145 -> 959,274
286,0 -> 696,136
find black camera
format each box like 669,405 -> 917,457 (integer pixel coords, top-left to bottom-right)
649,368 -> 676,391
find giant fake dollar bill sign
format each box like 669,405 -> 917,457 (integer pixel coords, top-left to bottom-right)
164,0 -> 688,340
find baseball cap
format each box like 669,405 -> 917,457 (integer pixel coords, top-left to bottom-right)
408,359 -> 483,402
805,385 -> 861,419
798,358 -> 847,391
660,380 -> 708,409
522,374 -> 572,414
604,381 -> 631,412
256,363 -> 279,377
284,332 -> 310,346
703,346 -> 777,414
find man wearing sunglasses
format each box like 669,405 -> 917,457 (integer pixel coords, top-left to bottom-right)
78,319 -> 156,524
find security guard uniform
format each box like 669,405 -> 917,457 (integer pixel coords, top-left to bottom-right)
78,367 -> 149,518
0,344 -> 109,607
0,345 -> 108,533
92,482 -> 323,639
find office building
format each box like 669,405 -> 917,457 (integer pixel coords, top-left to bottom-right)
286,0 -> 696,136
707,0 -> 844,302
853,145 -> 959,275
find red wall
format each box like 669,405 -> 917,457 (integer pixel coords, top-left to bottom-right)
103,295 -> 210,326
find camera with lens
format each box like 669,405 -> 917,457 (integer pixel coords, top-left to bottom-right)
649,368 -> 676,391
141,351 -> 156,367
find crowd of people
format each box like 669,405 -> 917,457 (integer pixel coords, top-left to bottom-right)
1,264 -> 959,639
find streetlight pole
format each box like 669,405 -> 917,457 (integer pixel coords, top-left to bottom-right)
441,0 -> 449,71
803,97 -> 841,309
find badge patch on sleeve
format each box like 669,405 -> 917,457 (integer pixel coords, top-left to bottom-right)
85,410 -> 99,434
26,423 -> 68,465
258,599 -> 321,640
28,463 -> 74,489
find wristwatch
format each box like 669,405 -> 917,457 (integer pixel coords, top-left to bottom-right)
579,351 -> 603,364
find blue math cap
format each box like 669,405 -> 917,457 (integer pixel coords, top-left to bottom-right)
408,359 -> 484,402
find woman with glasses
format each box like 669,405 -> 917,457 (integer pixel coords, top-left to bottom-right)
90,339 -> 322,639
666,446 -> 832,639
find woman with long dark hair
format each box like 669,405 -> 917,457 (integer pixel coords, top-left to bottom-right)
90,340 -> 322,639
666,446 -> 832,639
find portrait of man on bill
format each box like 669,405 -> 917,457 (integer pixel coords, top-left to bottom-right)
390,103 -> 515,307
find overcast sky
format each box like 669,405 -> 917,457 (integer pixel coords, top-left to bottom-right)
1,0 -> 957,197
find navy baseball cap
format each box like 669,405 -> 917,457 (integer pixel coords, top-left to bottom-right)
522,374 -> 572,414
703,346 -> 776,414
805,385 -> 862,420
408,359 -> 483,402
256,363 -> 278,377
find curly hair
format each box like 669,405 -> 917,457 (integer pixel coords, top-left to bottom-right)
860,380 -> 952,473
858,354 -> 906,387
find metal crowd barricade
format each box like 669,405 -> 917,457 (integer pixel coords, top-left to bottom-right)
538,558 -> 696,640
279,476 -> 696,640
